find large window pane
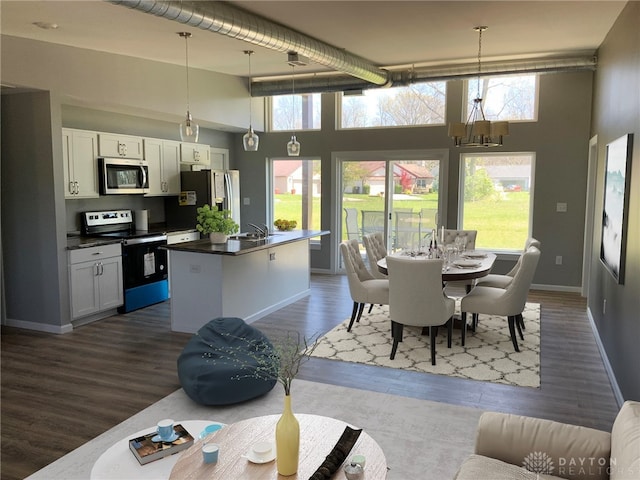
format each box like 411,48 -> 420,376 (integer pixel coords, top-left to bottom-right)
271,93 -> 321,131
272,159 -> 321,232
460,153 -> 534,250
340,81 -> 446,129
466,74 -> 537,121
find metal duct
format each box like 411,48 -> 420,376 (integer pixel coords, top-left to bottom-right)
107,0 -> 390,86
253,55 -> 598,96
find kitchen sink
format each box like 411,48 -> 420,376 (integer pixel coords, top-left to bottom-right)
229,232 -> 276,241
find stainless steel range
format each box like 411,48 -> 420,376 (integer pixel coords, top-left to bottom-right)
81,210 -> 168,313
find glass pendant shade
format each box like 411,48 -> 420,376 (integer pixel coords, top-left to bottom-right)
180,111 -> 199,143
178,32 -> 199,143
243,126 -> 259,151
243,50 -> 260,152
287,135 -> 300,156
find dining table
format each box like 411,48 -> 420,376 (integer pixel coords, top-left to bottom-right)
377,250 -> 497,282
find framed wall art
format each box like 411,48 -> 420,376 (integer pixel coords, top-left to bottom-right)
600,133 -> 633,284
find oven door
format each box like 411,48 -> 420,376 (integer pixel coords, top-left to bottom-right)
99,158 -> 149,195
121,236 -> 168,290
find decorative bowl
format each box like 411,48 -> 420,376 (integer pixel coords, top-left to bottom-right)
274,219 -> 297,231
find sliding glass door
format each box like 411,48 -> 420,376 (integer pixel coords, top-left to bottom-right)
338,150 -> 447,268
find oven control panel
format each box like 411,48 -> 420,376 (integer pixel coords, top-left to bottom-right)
83,210 -> 133,227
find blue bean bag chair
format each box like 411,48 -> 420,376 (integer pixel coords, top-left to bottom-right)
177,317 -> 277,405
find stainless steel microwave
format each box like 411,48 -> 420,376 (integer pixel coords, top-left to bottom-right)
99,157 -> 149,195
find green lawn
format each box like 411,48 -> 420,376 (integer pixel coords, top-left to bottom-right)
274,191 -> 529,249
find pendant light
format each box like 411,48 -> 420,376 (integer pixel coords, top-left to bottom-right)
178,32 -> 199,143
242,50 -> 259,151
286,64 -> 300,156
448,26 -> 509,147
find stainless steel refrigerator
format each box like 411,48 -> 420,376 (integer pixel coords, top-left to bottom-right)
165,169 -> 241,229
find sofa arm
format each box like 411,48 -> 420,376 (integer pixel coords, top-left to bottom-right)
474,412 -> 611,480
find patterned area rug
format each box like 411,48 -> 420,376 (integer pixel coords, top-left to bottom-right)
312,303 -> 540,388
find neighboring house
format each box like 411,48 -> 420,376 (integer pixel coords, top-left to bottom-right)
484,165 -> 532,191
273,160 -> 321,195
348,161 -> 435,195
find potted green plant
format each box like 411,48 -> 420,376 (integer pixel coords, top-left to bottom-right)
195,204 -> 239,243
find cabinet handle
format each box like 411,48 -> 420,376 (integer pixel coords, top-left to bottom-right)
75,181 -> 80,194
99,262 -> 104,275
92,251 -> 103,255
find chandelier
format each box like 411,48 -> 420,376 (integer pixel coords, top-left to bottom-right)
286,62 -> 300,156
242,50 -> 259,151
448,26 -> 509,147
178,32 -> 199,143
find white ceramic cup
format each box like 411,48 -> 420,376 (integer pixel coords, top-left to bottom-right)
251,441 -> 273,460
202,443 -> 220,464
156,418 -> 174,440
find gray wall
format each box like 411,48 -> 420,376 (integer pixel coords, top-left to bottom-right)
1,91 -> 69,330
589,1 -> 640,401
235,71 -> 594,286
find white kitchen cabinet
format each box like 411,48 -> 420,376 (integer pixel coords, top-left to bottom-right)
62,128 -> 99,199
209,147 -> 229,171
98,132 -> 144,159
144,138 -> 181,196
69,244 -> 123,319
180,142 -> 210,168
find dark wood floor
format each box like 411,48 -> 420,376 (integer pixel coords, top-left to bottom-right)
1,274 -> 619,480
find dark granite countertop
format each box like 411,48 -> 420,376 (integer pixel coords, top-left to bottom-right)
66,226 -> 198,250
162,230 -> 329,256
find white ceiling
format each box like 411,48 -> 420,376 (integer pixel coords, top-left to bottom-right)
1,1 -> 627,81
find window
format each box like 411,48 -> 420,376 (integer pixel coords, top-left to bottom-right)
340,81 -> 446,129
270,93 -> 321,131
271,159 -> 322,234
465,74 -> 538,122
459,153 -> 535,250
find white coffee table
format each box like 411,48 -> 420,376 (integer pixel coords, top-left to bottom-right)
90,420 -> 220,479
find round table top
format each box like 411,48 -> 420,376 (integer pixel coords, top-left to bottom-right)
170,413 -> 387,479
377,251 -> 496,282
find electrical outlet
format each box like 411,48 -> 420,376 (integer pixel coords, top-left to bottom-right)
555,255 -> 563,265
189,264 -> 201,273
556,202 -> 567,212
243,197 -> 250,205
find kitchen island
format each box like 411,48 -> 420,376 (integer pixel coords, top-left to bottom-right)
164,230 -> 329,333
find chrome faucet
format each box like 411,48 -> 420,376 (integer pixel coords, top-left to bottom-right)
248,223 -> 267,238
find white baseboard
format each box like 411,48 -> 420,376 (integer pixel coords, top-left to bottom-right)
4,317 -> 73,334
586,306 -> 625,408
531,283 -> 582,293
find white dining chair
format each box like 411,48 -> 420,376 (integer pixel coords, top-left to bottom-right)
442,229 -> 478,294
386,256 -> 455,365
362,232 -> 388,279
340,239 -> 389,332
443,229 -> 477,251
476,237 -> 541,289
460,246 -> 541,352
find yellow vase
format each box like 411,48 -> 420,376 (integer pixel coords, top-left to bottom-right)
276,394 -> 300,476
